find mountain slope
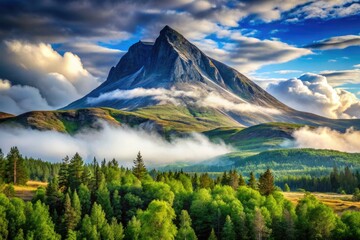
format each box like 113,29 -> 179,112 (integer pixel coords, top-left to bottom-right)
63,26 -> 360,129
61,26 -> 314,126
0,105 -> 240,134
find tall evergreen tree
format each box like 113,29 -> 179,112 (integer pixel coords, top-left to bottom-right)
72,190 -> 82,227
248,172 -> 257,190
176,210 -> 197,240
78,184 -> 91,215
58,156 -> 70,191
63,193 -> 77,234
258,169 -> 275,196
132,152 -> 147,180
253,208 -> 271,240
0,149 -> 6,183
238,173 -> 246,186
229,170 -> 239,190
68,153 -> 84,190
208,228 -> 217,240
125,216 -> 141,240
96,181 -> 113,221
6,147 -> 28,185
222,215 -> 236,240
112,190 -> 122,221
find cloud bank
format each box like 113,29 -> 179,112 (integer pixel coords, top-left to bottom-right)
0,79 -> 51,115
292,126 -> 360,153
194,35 -> 312,73
87,87 -> 281,115
267,73 -> 360,119
0,41 -> 99,113
0,123 -> 232,165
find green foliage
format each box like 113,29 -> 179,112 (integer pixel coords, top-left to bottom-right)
4,147 -> 28,185
2,184 -> 15,197
208,228 -> 217,240
340,211 -> 360,240
139,200 -> 177,240
0,150 -> 359,240
222,215 -> 235,240
296,193 -> 337,240
284,183 -> 290,192
176,210 -> 197,240
132,152 -> 147,180
68,153 -> 84,190
258,169 -> 275,196
125,216 -> 141,240
248,172 -> 257,189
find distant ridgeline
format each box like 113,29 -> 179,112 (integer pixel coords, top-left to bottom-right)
0,149 -> 360,240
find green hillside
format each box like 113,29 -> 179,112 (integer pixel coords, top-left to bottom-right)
0,105 -> 241,134
164,148 -> 360,177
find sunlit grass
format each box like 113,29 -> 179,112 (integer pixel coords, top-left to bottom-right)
283,192 -> 360,213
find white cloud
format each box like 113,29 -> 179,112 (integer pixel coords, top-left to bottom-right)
292,126 -> 360,153
198,93 -> 281,115
274,70 -> 302,74
0,41 -> 100,111
57,42 -> 125,78
267,73 -> 360,119
320,69 -> 360,86
195,35 -> 312,73
87,87 -> 281,115
0,122 -> 232,164
0,79 -> 51,115
291,1 -> 360,21
87,87 -> 199,106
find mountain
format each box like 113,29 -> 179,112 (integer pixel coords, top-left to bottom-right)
2,26 -> 360,151
64,25 -> 348,127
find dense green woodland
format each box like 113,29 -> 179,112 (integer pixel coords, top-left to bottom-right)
174,149 -> 360,177
0,148 -> 360,239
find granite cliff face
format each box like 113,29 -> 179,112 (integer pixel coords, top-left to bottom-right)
62,26 -> 350,127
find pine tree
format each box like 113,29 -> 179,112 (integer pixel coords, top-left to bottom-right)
68,153 -> 84,190
208,228 -> 217,240
6,147 -> 28,185
91,157 -> 103,192
132,152 -> 147,179
253,208 -> 271,240
110,218 -> 125,240
125,216 -> 141,240
176,210 -> 197,240
258,169 -> 275,196
58,156 -> 70,191
0,149 -> 6,183
229,170 -> 239,190
284,183 -> 290,192
78,184 -> 91,215
81,167 -> 92,187
248,172 -> 257,190
96,181 -> 113,221
112,190 -> 122,221
72,190 -> 82,227
330,166 -> 340,191
238,173 -> 246,186
63,193 -> 77,234
222,215 -> 236,240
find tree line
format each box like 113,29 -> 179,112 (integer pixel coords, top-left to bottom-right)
277,166 -> 360,194
0,148 -> 359,239
0,147 -> 60,185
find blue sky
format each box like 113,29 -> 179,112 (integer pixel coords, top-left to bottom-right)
0,0 -> 359,118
